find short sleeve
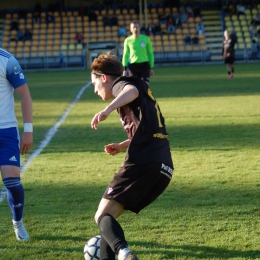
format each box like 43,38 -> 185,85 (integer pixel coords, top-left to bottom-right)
112,81 -> 128,97
6,56 -> 27,88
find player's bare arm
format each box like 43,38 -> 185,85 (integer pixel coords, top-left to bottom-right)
15,83 -> 33,155
109,84 -> 138,110
91,85 -> 138,130
104,139 -> 130,156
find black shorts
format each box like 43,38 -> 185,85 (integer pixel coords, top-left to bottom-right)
224,56 -> 234,64
103,162 -> 173,213
129,62 -> 151,83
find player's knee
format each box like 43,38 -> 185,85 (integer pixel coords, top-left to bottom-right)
94,213 -> 99,224
94,212 -> 111,225
97,213 -> 113,227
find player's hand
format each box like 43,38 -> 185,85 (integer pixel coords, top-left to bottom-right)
91,109 -> 110,129
104,143 -> 122,156
20,132 -> 33,155
150,69 -> 154,77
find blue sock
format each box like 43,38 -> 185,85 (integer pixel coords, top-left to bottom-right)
3,177 -> 24,221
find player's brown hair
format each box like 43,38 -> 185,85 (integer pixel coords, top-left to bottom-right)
91,51 -> 123,78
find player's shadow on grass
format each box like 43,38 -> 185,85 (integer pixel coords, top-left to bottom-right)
31,234 -> 85,242
132,241 -> 260,259
30,121 -> 260,154
167,123 -> 260,151
0,244 -> 83,254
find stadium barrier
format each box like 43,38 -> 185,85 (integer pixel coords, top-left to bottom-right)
14,50 -> 86,70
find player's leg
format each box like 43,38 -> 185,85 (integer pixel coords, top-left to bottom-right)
228,63 -> 234,79
226,63 -> 232,79
1,166 -> 30,241
226,64 -> 230,76
95,199 -> 138,260
0,127 -> 29,241
133,171 -> 172,214
95,197 -> 125,223
1,165 -> 23,220
129,163 -> 173,214
230,62 -> 234,77
100,235 -> 116,260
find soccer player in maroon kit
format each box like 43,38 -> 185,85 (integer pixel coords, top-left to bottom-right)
222,30 -> 236,79
90,51 -> 173,260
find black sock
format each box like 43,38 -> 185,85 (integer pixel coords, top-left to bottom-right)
100,235 -> 116,260
228,71 -> 231,75
98,213 -> 128,255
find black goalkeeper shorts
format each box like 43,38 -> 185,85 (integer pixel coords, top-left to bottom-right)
129,62 -> 151,83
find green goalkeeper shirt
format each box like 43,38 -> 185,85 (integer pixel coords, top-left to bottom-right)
122,34 -> 154,68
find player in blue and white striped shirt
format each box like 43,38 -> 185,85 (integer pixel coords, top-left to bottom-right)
0,48 -> 33,241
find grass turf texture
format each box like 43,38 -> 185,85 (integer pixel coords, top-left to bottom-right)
0,64 -> 259,259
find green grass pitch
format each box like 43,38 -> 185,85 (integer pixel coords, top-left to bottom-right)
0,63 -> 259,259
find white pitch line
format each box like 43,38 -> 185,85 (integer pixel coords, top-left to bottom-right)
0,82 -> 92,204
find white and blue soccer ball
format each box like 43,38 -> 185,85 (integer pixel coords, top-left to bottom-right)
83,235 -> 101,260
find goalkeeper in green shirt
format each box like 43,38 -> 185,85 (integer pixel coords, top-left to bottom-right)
122,21 -> 155,84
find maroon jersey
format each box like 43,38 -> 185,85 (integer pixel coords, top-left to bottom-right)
222,38 -> 236,59
111,76 -> 173,167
